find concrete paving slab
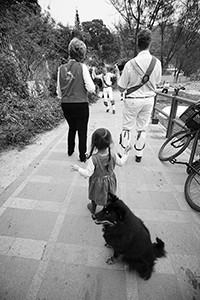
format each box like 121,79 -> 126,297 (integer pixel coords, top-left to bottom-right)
0,256 -> 39,300
36,263 -> 127,300
137,273 -> 183,300
17,181 -> 70,202
0,90 -> 200,300
170,253 -> 200,300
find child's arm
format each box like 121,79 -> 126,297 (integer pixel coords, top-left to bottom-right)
115,144 -> 132,166
71,157 -> 95,177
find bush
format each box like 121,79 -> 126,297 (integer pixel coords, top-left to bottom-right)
0,53 -> 28,98
0,92 -> 64,152
0,89 -> 99,152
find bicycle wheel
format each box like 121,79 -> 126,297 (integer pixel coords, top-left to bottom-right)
158,130 -> 192,162
184,162 -> 200,212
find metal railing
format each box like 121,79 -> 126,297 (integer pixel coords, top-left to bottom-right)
152,90 -> 197,138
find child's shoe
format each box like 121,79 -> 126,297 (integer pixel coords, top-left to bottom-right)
87,202 -> 96,214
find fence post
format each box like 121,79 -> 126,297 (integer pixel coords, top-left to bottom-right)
166,96 -> 178,138
151,95 -> 159,124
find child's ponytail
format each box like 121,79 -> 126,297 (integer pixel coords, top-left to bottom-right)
87,144 -> 95,160
106,146 -> 111,171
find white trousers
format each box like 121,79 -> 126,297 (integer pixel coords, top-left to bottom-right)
119,97 -> 154,157
103,86 -> 113,100
103,86 -> 115,110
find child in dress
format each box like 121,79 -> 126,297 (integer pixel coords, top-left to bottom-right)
71,128 -> 132,214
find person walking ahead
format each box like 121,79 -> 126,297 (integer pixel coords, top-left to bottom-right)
93,67 -> 116,114
57,37 -> 95,162
117,29 -> 162,162
71,128 -> 132,214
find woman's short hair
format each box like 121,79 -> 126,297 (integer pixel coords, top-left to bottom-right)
68,37 -> 87,62
137,29 -> 152,50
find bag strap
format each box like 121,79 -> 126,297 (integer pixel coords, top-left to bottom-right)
125,56 -> 157,96
102,75 -> 112,87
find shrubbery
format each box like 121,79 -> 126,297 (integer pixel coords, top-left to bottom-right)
0,90 -> 99,152
0,51 -> 99,152
0,53 -> 28,98
0,91 -> 64,152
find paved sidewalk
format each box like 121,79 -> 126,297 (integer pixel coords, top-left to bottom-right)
0,91 -> 200,300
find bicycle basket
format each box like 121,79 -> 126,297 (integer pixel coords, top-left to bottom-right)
179,103 -> 200,129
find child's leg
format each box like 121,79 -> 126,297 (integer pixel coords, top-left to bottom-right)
108,87 -> 115,113
87,201 -> 97,214
103,88 -> 109,112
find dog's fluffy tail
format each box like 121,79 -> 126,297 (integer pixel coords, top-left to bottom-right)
153,237 -> 166,258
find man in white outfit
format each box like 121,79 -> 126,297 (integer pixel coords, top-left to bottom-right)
94,67 -> 116,114
117,29 -> 162,162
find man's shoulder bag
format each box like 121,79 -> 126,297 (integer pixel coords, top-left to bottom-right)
125,56 -> 157,97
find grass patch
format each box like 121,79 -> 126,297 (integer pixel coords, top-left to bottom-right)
0,93 -> 64,152
0,91 -> 99,153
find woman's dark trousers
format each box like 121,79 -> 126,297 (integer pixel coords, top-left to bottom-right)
61,102 -> 89,161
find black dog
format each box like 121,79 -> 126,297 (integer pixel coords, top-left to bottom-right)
92,193 -> 166,280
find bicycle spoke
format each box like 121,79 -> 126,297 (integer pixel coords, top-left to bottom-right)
188,175 -> 200,202
159,131 -> 190,161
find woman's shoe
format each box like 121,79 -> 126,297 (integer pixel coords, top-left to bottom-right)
68,151 -> 74,156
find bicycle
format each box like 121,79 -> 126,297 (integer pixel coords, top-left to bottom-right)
158,101 -> 200,212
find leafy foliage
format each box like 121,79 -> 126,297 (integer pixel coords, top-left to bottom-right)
0,53 -> 27,98
82,19 -> 120,64
0,92 -> 64,152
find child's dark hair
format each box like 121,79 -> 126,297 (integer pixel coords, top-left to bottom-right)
88,128 -> 113,170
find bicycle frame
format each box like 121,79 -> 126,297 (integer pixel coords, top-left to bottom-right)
169,128 -> 200,212
170,128 -> 200,166
158,106 -> 200,211
172,160 -> 200,176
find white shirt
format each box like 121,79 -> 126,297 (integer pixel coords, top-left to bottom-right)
77,152 -> 129,178
96,72 -> 115,88
57,63 -> 95,99
118,50 -> 162,97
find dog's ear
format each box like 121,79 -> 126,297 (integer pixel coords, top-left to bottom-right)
116,206 -> 126,222
108,193 -> 119,203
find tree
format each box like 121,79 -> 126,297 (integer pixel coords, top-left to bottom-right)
82,19 -> 120,64
74,8 -> 82,31
0,0 -> 40,15
159,0 -> 200,78
107,0 -> 175,55
114,21 -> 135,60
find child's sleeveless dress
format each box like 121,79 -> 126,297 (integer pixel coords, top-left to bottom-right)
88,153 -> 117,206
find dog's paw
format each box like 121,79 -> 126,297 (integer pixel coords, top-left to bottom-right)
106,257 -> 116,265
